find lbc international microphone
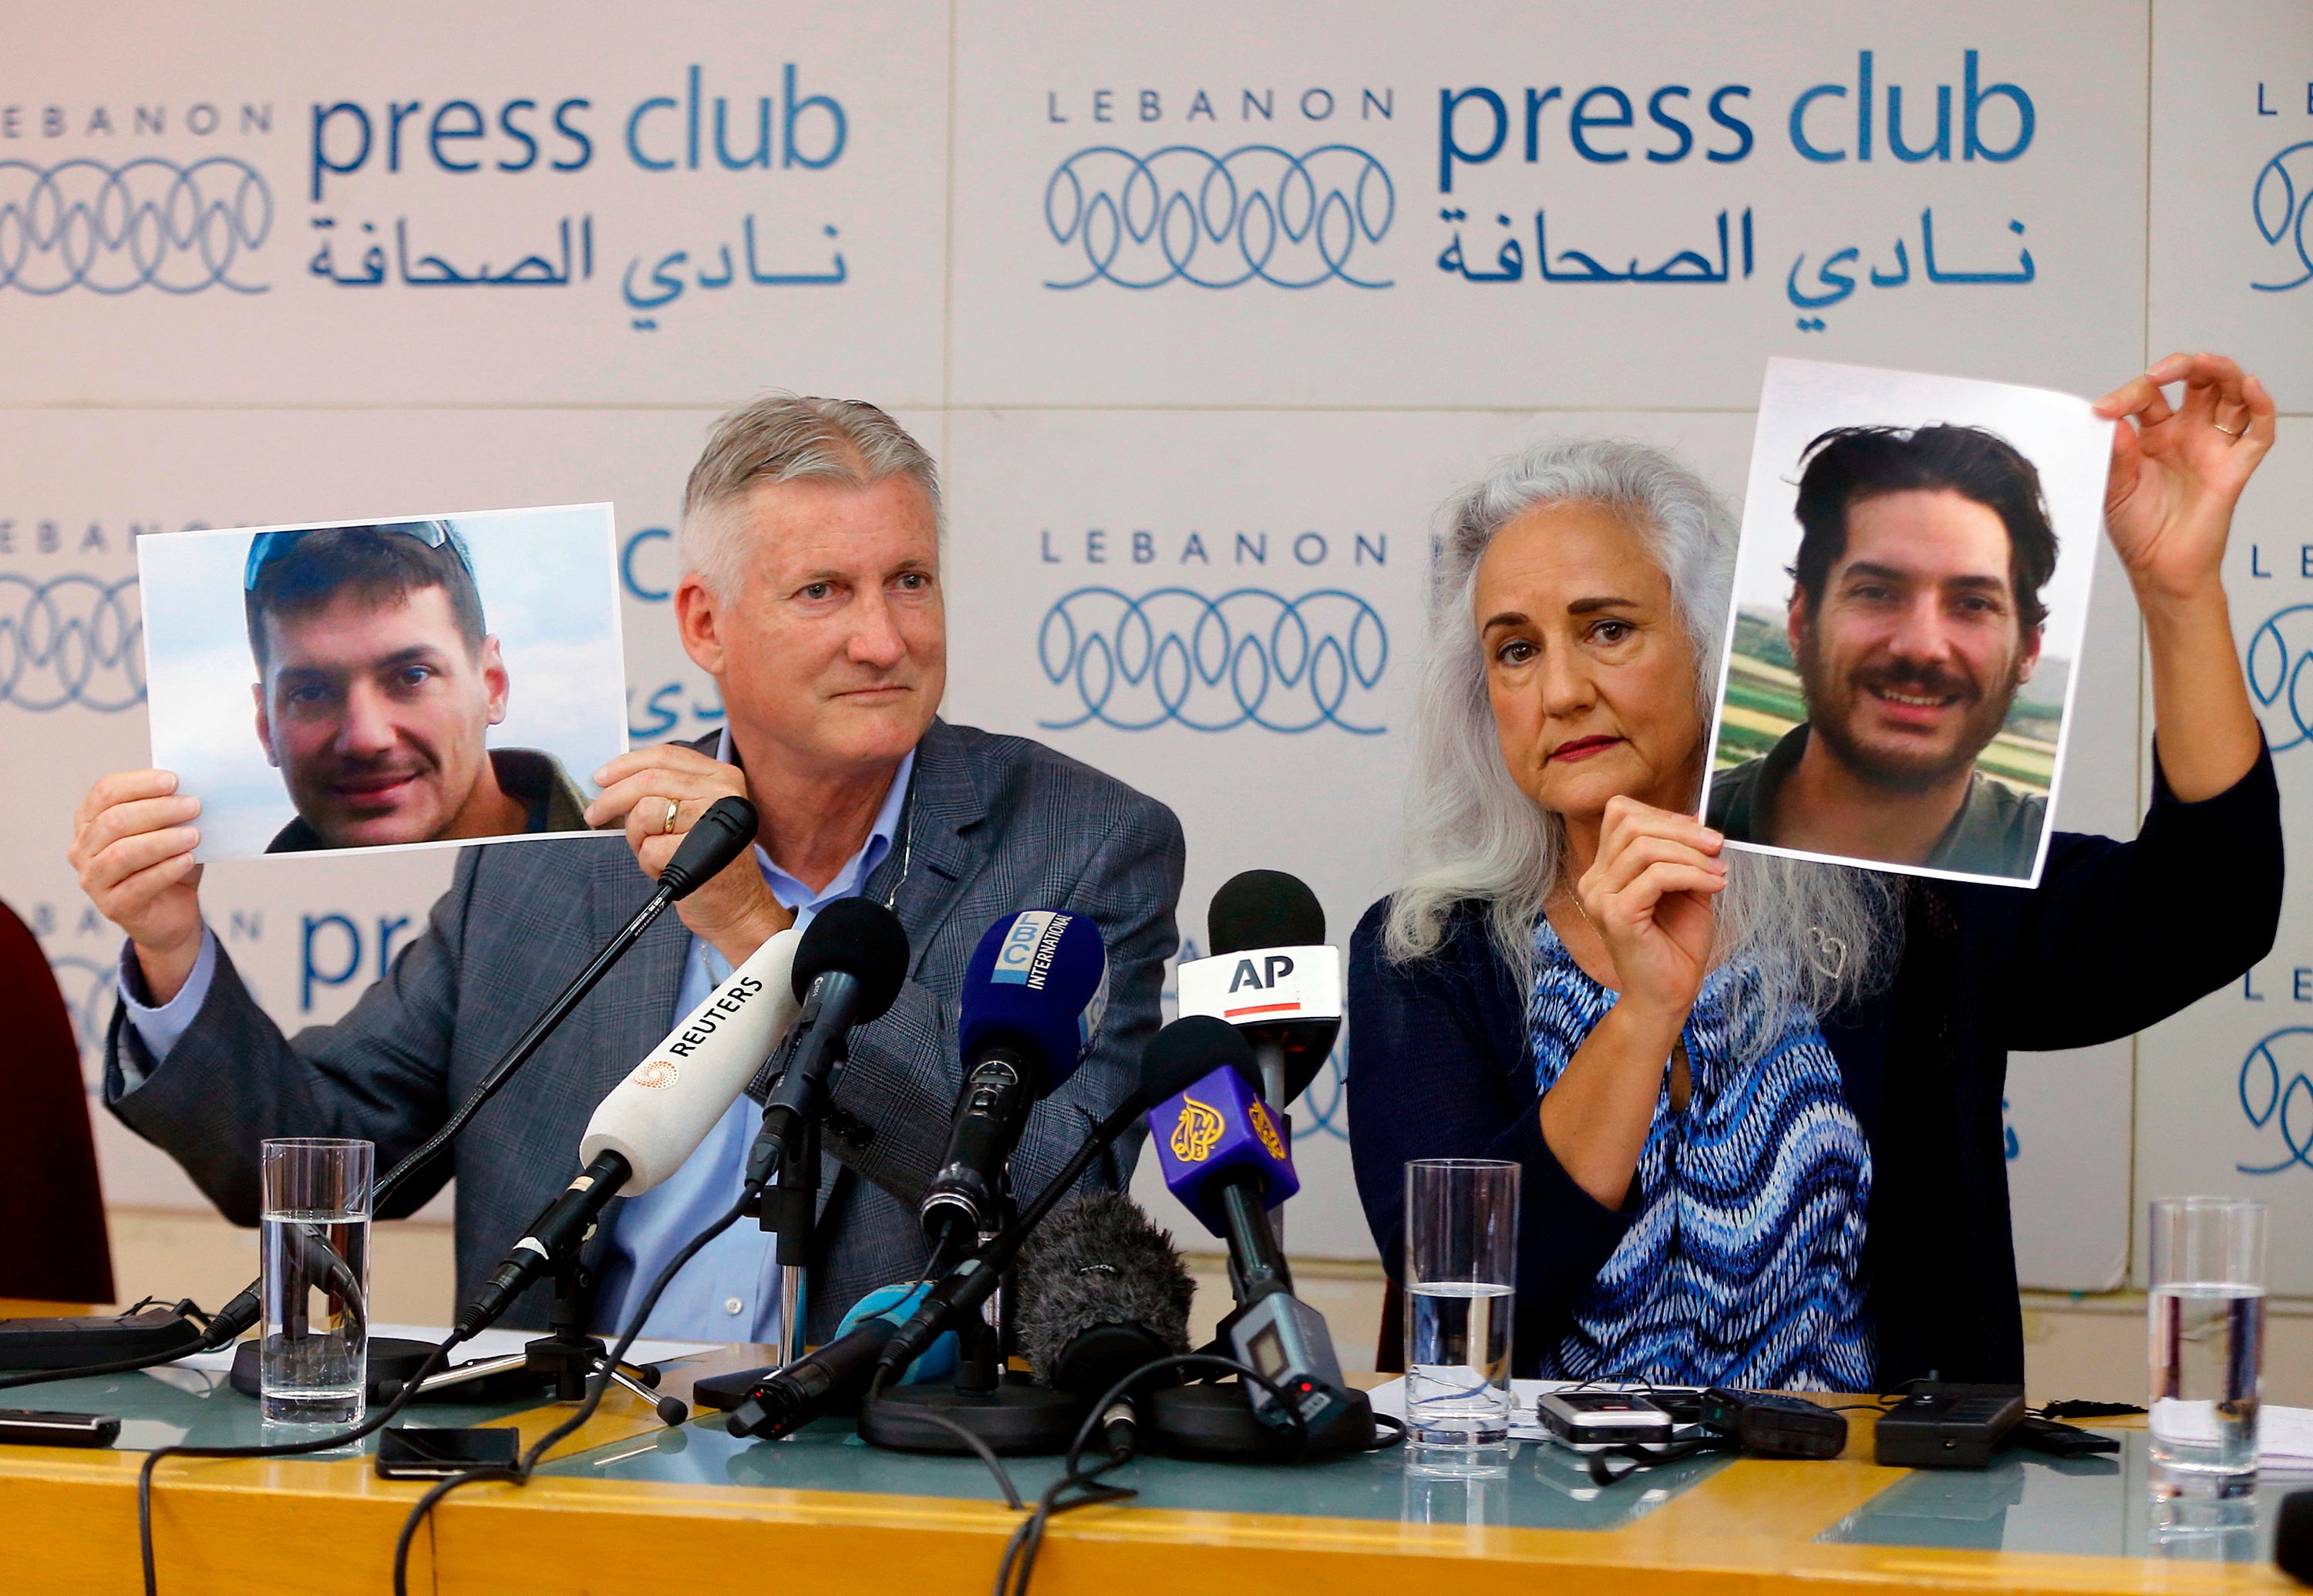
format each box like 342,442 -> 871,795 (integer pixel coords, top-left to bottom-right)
919,910 -> 1110,1258
1148,1023 -> 1357,1443
454,926 -> 805,1338
744,898 -> 911,1183
870,1016 -> 1249,1387
1177,870 -> 1342,1113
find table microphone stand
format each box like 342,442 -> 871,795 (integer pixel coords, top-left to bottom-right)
397,1242 -> 685,1426
857,1177 -> 1080,1456
762,1112 -> 818,1367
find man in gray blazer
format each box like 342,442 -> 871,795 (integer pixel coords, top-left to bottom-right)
69,397 -> 1184,1342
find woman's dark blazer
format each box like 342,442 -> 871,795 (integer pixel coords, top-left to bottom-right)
1347,749 -> 2283,1386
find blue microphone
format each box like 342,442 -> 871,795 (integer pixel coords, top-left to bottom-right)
918,910 -> 1110,1253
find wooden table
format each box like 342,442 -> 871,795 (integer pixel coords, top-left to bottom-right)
1,1301 -> 2298,1596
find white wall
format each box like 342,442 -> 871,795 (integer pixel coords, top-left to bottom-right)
4,2 -> 2308,1286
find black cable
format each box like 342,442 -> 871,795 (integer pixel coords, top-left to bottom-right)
1584,1434 -> 1733,1488
995,1453 -> 1133,1596
891,1407 -> 1026,1510
2035,1399 -> 2145,1420
138,1332 -> 466,1596
388,1180 -> 759,1596
996,1352 -> 1315,1596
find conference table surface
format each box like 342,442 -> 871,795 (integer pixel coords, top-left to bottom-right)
0,1299 -> 2299,1595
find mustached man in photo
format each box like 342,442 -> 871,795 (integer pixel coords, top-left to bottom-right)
1710,425 -> 2055,877
242,520 -> 589,852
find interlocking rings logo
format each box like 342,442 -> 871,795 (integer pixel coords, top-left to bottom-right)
0,574 -> 144,711
2244,603 -> 2313,753
1039,586 -> 1386,735
1044,143 -> 1394,289
0,157 -> 272,295
2253,141 -> 2313,294
2239,1026 -> 2313,1174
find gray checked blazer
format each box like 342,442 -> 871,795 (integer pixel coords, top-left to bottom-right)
106,719 -> 1185,1339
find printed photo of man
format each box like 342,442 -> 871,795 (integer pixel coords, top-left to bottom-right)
244,520 -> 591,852
1709,425 -> 2056,878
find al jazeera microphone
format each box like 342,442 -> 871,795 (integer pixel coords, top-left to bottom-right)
1147,1027 -> 1357,1443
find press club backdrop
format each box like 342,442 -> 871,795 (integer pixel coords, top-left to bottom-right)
3,1 -> 2308,1291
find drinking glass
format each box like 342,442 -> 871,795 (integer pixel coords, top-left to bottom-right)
2147,1195 -> 2267,1502
260,1138 -> 374,1426
1403,1158 -> 1519,1446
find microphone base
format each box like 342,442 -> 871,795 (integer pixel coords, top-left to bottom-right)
1148,1382 -> 1375,1460
859,1378 -> 1082,1456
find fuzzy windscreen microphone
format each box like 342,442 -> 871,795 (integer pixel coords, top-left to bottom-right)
1013,1191 -> 1195,1397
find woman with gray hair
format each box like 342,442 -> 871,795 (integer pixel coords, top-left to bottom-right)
1348,352 -> 2282,1390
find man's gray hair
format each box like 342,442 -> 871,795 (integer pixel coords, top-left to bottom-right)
680,394 -> 943,599
1383,436 -> 1902,1051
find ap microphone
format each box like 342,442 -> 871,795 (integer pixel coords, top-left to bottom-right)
746,897 -> 910,1183
871,1015 -> 1248,1386
920,910 -> 1110,1254
1178,870 -> 1342,1110
456,928 -> 806,1337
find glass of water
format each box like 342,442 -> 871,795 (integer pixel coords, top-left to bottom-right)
260,1138 -> 373,1427
1403,1157 -> 1519,1446
2147,1195 -> 2267,1502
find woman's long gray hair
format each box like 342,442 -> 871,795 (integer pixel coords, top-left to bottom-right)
1382,437 -> 1901,1049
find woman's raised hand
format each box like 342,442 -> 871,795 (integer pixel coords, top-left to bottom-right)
2095,351 -> 2275,604
1574,794 -> 1727,1027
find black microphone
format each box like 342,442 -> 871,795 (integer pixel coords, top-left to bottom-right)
920,911 -> 1109,1257
1015,1192 -> 1193,1406
455,1150 -> 631,1338
1186,870 -> 1341,1109
872,1015 -> 1250,1386
724,1315 -> 900,1440
743,898 -> 911,1184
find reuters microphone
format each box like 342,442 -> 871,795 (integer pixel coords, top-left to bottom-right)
920,909 -> 1110,1257
456,928 -> 804,1338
